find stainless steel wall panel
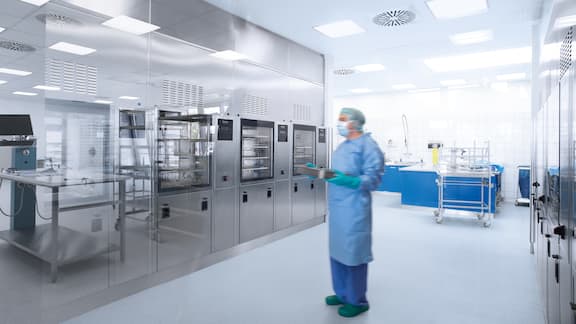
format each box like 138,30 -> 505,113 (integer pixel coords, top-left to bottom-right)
274,180 -> 291,230
314,179 -> 327,219
212,187 -> 238,252
239,182 -> 274,242
214,116 -> 239,189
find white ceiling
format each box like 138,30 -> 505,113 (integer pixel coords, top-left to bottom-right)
203,0 -> 542,96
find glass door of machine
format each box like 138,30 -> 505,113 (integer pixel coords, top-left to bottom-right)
293,125 -> 316,175
241,119 -> 274,181
157,111 -> 213,192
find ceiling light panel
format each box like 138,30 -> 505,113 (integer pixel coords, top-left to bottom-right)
440,79 -> 467,86
448,84 -> 480,90
94,100 -> 113,104
0,27 -> 5,33
496,73 -> 527,81
349,88 -> 373,94
450,30 -> 493,45
210,50 -> 248,61
13,91 -> 38,96
392,84 -> 417,90
426,0 -> 488,20
314,20 -> 365,38
34,85 -> 61,91
102,15 -> 160,35
49,42 -> 96,55
19,0 -> 50,6
0,68 -> 32,76
555,15 -> 576,29
424,47 -> 532,72
409,88 -> 441,93
354,64 -> 386,72
119,96 -> 139,100
0,80 -> 7,85
490,82 -> 509,91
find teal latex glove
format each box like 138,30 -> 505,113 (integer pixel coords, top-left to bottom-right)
305,163 -> 317,179
326,170 -> 361,189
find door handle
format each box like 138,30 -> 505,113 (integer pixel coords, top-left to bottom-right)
242,192 -> 248,203
294,184 -> 298,193
267,188 -> 272,198
553,225 -> 566,239
310,182 -> 314,190
546,238 -> 551,257
552,255 -> 560,284
201,198 -> 208,211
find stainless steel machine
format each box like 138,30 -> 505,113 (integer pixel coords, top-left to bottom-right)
291,124 -> 316,225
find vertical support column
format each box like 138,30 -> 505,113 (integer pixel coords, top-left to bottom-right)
118,180 -> 126,262
50,186 -> 59,283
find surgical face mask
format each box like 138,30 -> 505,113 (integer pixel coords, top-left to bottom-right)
337,121 -> 350,137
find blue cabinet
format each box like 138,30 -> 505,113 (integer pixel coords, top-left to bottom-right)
400,170 -> 438,207
378,165 -> 405,192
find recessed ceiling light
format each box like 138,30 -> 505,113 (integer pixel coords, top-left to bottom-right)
490,82 -> 509,92
409,88 -> 441,93
555,15 -> 576,29
353,64 -> 386,73
102,15 -> 160,35
349,88 -> 373,94
0,27 -> 5,33
19,0 -> 50,6
33,85 -> 60,91
314,20 -> 365,38
450,30 -> 493,45
119,96 -> 139,100
0,68 -> 32,76
426,0 -> 488,20
448,84 -> 480,90
424,47 -> 532,72
13,91 -> 38,96
94,100 -> 114,104
210,50 -> 248,61
0,80 -> 7,85
392,84 -> 417,90
49,42 -> 96,55
496,73 -> 527,81
440,79 -> 467,86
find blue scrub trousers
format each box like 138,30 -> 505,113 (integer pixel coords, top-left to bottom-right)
330,258 -> 369,306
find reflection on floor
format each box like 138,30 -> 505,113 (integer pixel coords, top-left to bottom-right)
64,193 -> 545,324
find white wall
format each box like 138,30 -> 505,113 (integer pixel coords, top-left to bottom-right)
333,82 -> 531,201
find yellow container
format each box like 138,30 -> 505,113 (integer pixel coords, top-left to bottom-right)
432,147 -> 439,166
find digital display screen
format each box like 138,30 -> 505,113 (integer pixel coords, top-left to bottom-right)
0,115 -> 33,136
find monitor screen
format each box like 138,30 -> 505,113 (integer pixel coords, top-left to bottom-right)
0,115 -> 33,136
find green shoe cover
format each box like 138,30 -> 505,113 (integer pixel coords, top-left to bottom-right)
338,304 -> 370,317
325,295 -> 343,306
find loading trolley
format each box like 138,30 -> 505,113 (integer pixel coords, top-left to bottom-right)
433,142 -> 495,227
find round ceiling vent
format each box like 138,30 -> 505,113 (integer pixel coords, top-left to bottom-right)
36,13 -> 82,26
0,40 -> 36,53
373,10 -> 416,27
333,68 -> 355,76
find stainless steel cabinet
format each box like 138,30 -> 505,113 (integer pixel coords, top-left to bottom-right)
275,180 -> 291,230
315,128 -> 328,219
213,188 -> 237,252
239,183 -> 274,242
241,119 -> 274,182
292,124 -> 316,175
292,179 -> 316,225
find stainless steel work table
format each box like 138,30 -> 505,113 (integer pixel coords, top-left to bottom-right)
0,171 -> 128,282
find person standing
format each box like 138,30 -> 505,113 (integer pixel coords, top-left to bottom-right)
315,107 -> 384,318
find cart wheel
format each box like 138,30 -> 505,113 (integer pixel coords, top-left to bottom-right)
433,210 -> 440,217
435,216 -> 443,224
483,215 -> 493,228
514,201 -> 519,206
476,213 -> 484,220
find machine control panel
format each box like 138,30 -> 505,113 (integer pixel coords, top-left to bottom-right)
318,128 -> 326,143
217,119 -> 234,141
278,125 -> 288,142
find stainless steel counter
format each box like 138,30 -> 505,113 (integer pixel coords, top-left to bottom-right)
0,170 -> 129,282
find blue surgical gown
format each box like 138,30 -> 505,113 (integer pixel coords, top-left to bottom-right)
328,133 -> 384,266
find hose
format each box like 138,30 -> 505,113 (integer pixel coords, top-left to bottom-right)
0,180 -> 25,218
402,114 -> 409,152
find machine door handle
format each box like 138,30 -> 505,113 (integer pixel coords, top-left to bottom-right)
553,225 -> 566,239
310,182 -> 314,190
533,181 -> 540,188
242,192 -> 248,203
201,198 -> 208,211
267,188 -> 272,198
294,184 -> 298,193
538,195 -> 547,203
547,239 -> 551,257
554,257 -> 560,284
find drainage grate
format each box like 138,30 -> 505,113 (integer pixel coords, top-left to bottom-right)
0,40 -> 36,53
46,59 -> 98,95
36,13 -> 82,26
373,10 -> 416,27
162,80 -> 204,108
241,94 -> 268,116
293,104 -> 312,121
560,27 -> 573,80
333,68 -> 355,76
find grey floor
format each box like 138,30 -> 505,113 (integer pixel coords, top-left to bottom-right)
65,193 -> 545,324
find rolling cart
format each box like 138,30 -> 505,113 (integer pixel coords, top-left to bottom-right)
433,142 -> 495,227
